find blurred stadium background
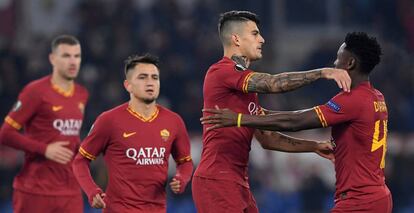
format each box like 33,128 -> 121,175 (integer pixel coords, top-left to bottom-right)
0,0 -> 413,212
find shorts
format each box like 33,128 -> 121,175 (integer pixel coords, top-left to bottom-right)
13,189 -> 83,213
192,176 -> 258,213
331,193 -> 392,213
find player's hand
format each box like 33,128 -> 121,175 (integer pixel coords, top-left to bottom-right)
45,141 -> 74,164
321,68 -> 351,92
315,141 -> 335,163
91,192 -> 106,209
169,178 -> 181,194
201,106 -> 238,131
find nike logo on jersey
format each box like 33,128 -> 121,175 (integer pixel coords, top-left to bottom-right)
123,132 -> 136,138
52,105 -> 63,111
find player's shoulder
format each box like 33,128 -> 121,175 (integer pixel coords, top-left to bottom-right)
157,105 -> 184,121
74,83 -> 89,95
207,57 -> 250,78
97,103 -> 128,121
25,76 -> 49,89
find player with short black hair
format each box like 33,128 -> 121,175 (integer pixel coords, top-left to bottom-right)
72,53 -> 193,212
124,53 -> 160,77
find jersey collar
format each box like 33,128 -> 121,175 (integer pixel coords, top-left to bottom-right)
127,105 -> 159,122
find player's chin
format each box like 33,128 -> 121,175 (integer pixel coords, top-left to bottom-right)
64,72 -> 79,80
142,97 -> 157,104
251,55 -> 262,61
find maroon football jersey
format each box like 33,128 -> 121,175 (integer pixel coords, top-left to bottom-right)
194,57 -> 261,187
79,103 -> 192,212
4,75 -> 88,195
314,81 -> 391,203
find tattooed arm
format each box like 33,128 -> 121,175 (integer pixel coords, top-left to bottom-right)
229,55 -> 350,93
201,107 -> 322,131
254,130 -> 334,161
247,69 -> 351,93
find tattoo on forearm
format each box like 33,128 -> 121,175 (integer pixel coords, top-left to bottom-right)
285,138 -> 301,146
247,69 -> 323,93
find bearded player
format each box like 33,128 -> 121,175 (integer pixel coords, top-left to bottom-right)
72,54 -> 193,212
0,35 -> 88,213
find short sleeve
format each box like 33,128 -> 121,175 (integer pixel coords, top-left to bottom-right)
79,114 -> 111,161
4,86 -> 42,130
218,64 -> 255,93
314,92 -> 360,127
171,115 -> 192,164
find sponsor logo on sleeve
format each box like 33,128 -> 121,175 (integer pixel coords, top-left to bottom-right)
12,100 -> 22,112
231,55 -> 247,72
326,100 -> 341,112
87,124 -> 94,136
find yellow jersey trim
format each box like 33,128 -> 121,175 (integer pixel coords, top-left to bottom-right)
176,156 -> 192,164
4,116 -> 22,130
51,81 -> 74,97
242,72 -> 255,93
127,106 -> 159,122
314,106 -> 328,127
79,147 -> 96,161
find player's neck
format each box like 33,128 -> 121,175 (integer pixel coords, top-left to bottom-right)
128,98 -> 157,118
350,71 -> 369,89
51,72 -> 74,92
223,48 -> 251,68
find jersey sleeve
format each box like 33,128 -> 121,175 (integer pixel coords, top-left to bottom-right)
218,64 -> 255,93
171,115 -> 193,193
314,92 -> 360,127
4,85 -> 42,130
171,116 -> 192,164
78,114 -> 111,161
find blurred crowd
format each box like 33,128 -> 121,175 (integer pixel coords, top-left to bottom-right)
0,0 -> 413,212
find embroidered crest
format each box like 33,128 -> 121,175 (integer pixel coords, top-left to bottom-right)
160,129 -> 170,141
78,102 -> 85,114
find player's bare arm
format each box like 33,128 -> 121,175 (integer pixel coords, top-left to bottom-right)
254,130 -> 334,162
246,68 -> 351,93
201,107 -> 322,131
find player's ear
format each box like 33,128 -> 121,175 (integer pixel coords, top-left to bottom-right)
49,53 -> 55,66
124,80 -> 132,93
232,34 -> 241,47
348,57 -> 356,70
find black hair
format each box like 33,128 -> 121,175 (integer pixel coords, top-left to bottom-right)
344,32 -> 382,74
51,35 -> 80,52
124,53 -> 160,77
218,10 -> 260,45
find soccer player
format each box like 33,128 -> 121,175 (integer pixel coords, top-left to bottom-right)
192,10 -> 352,213
0,35 -> 88,213
201,32 -> 392,212
72,54 -> 193,212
